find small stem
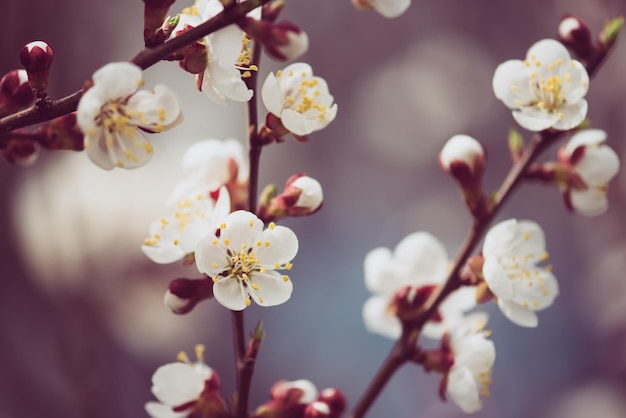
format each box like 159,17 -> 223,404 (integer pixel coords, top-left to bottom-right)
0,0 -> 271,137
246,40 -> 264,212
231,310 -> 247,417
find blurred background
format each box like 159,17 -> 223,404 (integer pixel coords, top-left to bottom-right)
2,0 -> 626,417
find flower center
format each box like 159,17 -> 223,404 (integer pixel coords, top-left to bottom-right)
278,70 -> 329,120
236,35 -> 258,78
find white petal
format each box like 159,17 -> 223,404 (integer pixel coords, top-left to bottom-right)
207,23 -> 243,68
213,278 -> 247,310
364,247 -> 404,295
570,188 -> 609,216
447,366 -> 482,413
220,211 -> 263,250
560,61 -> 589,103
492,60 -> 535,108
483,218 -> 517,258
526,39 -> 571,65
92,62 -> 142,100
372,0 -> 411,18
393,231 -> 449,285
497,299 -> 538,327
362,296 -> 402,340
200,70 -> 228,106
512,107 -> 560,131
261,72 -> 283,116
249,270 -> 293,307
195,234 -> 229,276
506,220 -> 546,258
281,108 -> 310,136
511,269 -> 559,311
151,362 -> 206,406
142,244 -> 186,264
145,402 -> 187,418
84,130 -> 115,170
208,62 -> 253,103
564,129 -> 606,157
127,85 -> 182,128
576,145 -> 620,185
551,100 -> 588,131
76,87 -> 104,134
179,217 -> 214,254
453,335 -> 495,377
483,256 -> 514,300
255,225 -> 298,266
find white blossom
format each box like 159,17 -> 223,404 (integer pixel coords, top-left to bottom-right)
142,187 -> 231,264
262,62 -> 337,136
363,232 -> 476,340
290,175 -> 324,212
175,0 -> 257,105
561,129 -> 620,216
446,313 -> 495,414
168,138 -> 248,205
492,39 -> 589,131
195,210 -> 298,310
482,219 -> 559,327
76,62 -> 182,170
145,359 -> 213,418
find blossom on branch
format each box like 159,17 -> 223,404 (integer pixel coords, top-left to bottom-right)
352,0 -> 411,19
195,210 -> 298,310
558,129 -> 620,216
168,138 -> 249,207
482,219 -> 559,327
492,39 -> 589,131
142,187 -> 231,264
145,345 -> 226,418
445,313 -> 495,414
76,62 -> 182,170
363,232 -> 476,340
173,0 -> 257,105
261,63 -> 337,138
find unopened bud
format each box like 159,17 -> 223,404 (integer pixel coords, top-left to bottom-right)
558,15 -> 594,59
304,402 -> 331,418
0,70 -> 35,116
256,379 -> 318,418
20,41 -> 54,93
317,388 -> 346,417
439,134 -> 486,178
1,138 -> 39,166
257,174 -> 323,222
164,277 -> 213,314
392,285 -> 438,322
240,19 -> 309,61
439,134 -> 487,219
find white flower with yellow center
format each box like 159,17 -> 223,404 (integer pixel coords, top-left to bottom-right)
261,62 -> 337,136
76,62 -> 182,170
363,232 -> 476,340
195,210 -> 298,310
446,313 -> 495,414
560,129 -> 620,216
175,0 -> 258,105
482,219 -> 559,327
492,39 -> 589,131
142,187 -> 231,264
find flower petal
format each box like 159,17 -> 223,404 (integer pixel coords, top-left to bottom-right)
492,60 -> 535,109
393,231 -> 449,285
483,219 -> 517,258
526,39 -> 571,65
249,270 -> 293,307
92,62 -> 142,100
506,220 -> 546,259
213,277 -> 247,310
220,211 -> 263,250
281,108 -> 309,136
564,129 -> 606,157
576,145 -> 620,185
255,225 -> 298,266
570,188 -> 609,216
195,234 -> 229,276
151,362 -> 207,406
372,0 -> 411,18
511,269 -> 559,311
497,298 -> 538,327
145,402 -> 187,418
127,85 -> 182,128
551,100 -> 588,131
483,255 -> 514,300
447,365 -> 482,413
363,247 -> 405,295
512,107 -> 560,131
261,72 -> 283,116
362,295 -> 401,340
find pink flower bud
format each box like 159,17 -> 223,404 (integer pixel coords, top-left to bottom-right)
317,388 -> 346,417
1,138 -> 39,166
304,402 -> 331,418
164,277 -> 213,314
558,14 -> 594,59
439,134 -> 486,178
0,70 -> 35,115
19,41 -> 54,93
257,174 -> 324,222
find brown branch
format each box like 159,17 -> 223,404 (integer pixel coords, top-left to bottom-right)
0,0 -> 270,137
